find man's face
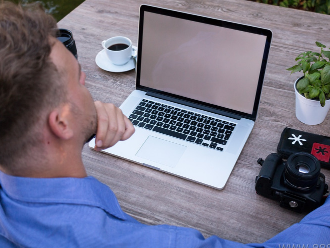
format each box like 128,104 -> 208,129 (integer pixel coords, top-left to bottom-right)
49,38 -> 97,144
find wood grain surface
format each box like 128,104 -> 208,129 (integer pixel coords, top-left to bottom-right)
58,0 -> 330,243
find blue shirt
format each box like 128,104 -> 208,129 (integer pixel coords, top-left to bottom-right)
0,170 -> 329,248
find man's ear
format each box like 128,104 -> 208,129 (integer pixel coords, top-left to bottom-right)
48,105 -> 74,140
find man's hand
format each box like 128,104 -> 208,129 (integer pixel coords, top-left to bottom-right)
94,101 -> 135,151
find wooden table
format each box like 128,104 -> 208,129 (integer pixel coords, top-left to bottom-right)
58,0 -> 330,243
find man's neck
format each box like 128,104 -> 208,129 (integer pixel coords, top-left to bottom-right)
0,144 -> 87,178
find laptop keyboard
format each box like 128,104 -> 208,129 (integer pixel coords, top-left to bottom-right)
128,99 -> 236,151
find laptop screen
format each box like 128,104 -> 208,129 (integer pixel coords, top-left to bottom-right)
137,6 -> 272,119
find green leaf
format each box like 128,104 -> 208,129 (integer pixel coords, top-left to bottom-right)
297,52 -> 307,58
322,50 -> 330,59
319,91 -> 326,107
306,72 -> 320,82
302,61 -> 310,73
310,52 -> 321,56
308,69 -> 319,74
309,87 -> 320,98
321,65 -> 330,84
316,41 -> 326,48
306,57 -> 317,62
312,80 -> 322,87
297,77 -> 310,91
300,85 -> 312,94
322,85 -> 330,94
287,65 -> 302,73
310,61 -> 326,71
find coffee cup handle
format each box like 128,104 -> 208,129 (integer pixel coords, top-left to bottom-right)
132,46 -> 137,58
102,40 -> 107,49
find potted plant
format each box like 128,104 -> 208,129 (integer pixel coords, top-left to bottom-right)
287,41 -> 330,125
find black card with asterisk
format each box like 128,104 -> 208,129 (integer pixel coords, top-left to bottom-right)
277,127 -> 330,169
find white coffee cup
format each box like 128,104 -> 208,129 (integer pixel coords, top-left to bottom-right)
101,36 -> 136,66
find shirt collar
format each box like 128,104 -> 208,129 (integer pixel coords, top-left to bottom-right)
0,170 -> 127,220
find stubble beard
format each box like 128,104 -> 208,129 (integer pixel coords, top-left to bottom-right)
69,100 -> 97,145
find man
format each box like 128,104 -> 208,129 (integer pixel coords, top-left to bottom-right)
0,2 -> 329,247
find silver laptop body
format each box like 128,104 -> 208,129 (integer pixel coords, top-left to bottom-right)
90,5 -> 272,190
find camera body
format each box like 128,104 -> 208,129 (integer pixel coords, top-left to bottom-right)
255,152 -> 328,212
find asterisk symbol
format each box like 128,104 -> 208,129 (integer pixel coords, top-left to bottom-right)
315,147 -> 328,155
288,134 -> 306,145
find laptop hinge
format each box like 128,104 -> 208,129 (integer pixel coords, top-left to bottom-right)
146,91 -> 242,120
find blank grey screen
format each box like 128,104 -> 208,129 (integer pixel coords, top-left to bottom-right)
140,12 -> 266,115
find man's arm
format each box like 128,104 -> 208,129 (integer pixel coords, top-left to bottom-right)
249,196 -> 330,248
93,101 -> 135,151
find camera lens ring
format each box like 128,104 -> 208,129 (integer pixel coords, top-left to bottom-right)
284,152 -> 320,191
57,29 -> 73,45
56,29 -> 78,59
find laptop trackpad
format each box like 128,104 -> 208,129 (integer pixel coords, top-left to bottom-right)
136,136 -> 186,168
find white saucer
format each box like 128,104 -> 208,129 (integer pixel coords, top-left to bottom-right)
95,46 -> 136,73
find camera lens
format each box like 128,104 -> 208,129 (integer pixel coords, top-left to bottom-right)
56,29 -> 78,59
297,163 -> 310,174
284,152 -> 320,191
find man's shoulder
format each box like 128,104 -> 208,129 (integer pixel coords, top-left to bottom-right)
0,174 -> 132,247
0,173 -> 127,220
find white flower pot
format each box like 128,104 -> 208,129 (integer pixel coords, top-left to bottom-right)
294,77 -> 330,125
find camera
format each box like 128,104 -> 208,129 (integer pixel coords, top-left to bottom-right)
56,29 -> 78,59
255,152 -> 328,212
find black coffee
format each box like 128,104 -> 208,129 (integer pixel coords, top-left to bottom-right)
108,43 -> 129,51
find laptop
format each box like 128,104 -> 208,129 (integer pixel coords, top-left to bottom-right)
89,5 -> 272,190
